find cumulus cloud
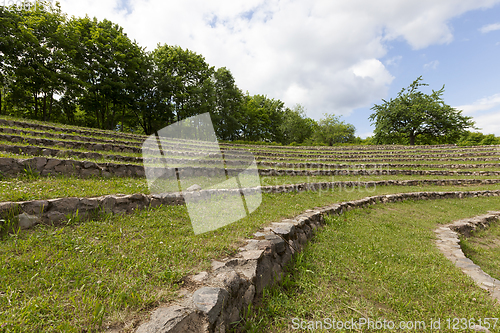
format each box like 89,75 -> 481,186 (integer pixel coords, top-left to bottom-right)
473,112 -> 500,136
455,93 -> 500,136
480,22 -> 500,33
456,93 -> 500,114
57,0 -> 500,119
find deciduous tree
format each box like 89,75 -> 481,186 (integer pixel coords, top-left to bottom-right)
369,76 -> 474,145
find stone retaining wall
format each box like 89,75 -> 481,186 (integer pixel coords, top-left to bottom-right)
3,156 -> 500,180
135,190 -> 500,333
435,213 -> 500,301
259,161 -> 500,170
259,168 -> 500,177
0,157 -> 146,178
0,118 -> 145,141
0,127 -> 143,146
252,150 -> 500,160
2,131 -> 500,162
3,179 -> 500,229
6,143 -> 500,170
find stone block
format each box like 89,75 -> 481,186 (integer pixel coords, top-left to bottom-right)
135,305 -> 208,333
192,287 -> 229,325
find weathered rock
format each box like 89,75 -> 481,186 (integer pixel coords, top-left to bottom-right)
16,213 -> 40,229
186,184 -> 202,192
192,287 -> 229,325
135,305 -> 208,333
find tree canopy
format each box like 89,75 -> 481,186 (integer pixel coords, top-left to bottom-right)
0,3 -> 362,146
369,77 -> 475,145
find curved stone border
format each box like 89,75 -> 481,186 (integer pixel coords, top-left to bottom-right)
0,118 -> 145,141
4,156 -> 500,180
133,190 -> 500,333
0,126 -> 144,146
0,157 -> 145,178
222,141 -> 500,151
3,177 -> 500,232
252,150 -> 500,160
259,161 -> 500,170
435,213 -> 500,301
261,155 -> 500,163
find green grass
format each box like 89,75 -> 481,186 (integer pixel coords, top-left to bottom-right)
0,175 -> 149,202
260,174 -> 500,186
0,115 -> 145,140
239,197 -> 500,332
2,186 -> 500,332
0,150 -> 144,167
3,171 -> 500,203
0,125 -> 145,146
460,220 -> 500,282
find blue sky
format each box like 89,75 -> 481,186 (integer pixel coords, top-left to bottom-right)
347,6 -> 500,138
58,0 -> 500,138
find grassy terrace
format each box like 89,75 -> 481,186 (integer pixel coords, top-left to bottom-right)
241,197 -> 500,332
2,173 -> 500,203
0,116 -> 145,140
3,116 -> 500,332
2,185 -> 500,332
0,125 -> 145,145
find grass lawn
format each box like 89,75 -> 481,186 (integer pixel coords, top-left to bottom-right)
239,197 -> 500,332
1,186 -> 499,332
2,172 -> 500,202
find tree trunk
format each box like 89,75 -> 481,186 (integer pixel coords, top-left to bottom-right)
42,93 -> 47,121
409,134 -> 415,145
33,92 -> 38,119
48,92 -> 53,122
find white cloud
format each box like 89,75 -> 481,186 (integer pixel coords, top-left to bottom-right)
360,131 -> 374,139
480,22 -> 500,33
423,60 -> 440,70
385,55 -> 402,67
57,0 -> 500,120
455,93 -> 500,136
456,93 -> 500,114
473,112 -> 500,136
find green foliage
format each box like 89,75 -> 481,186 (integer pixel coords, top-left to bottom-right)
312,113 -> 355,145
279,104 -> 316,145
2,4 -> 363,144
239,94 -> 286,142
369,76 -> 475,145
458,131 -> 500,146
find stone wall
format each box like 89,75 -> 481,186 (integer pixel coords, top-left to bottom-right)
135,189 -> 500,333
0,118 -> 144,141
3,156 -> 500,180
435,212 -> 500,301
3,179 -> 500,230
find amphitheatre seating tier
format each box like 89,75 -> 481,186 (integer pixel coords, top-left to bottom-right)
3,117 -> 500,332
0,118 -> 146,141
3,155 -> 500,180
3,182 -> 500,227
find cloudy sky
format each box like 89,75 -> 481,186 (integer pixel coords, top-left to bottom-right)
57,0 -> 500,138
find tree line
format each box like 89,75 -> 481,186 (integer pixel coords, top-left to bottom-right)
0,2 -> 359,145
1,3 -> 496,146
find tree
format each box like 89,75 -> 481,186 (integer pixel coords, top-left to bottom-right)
1,2 -> 68,121
369,76 -> 475,145
153,44 -> 215,125
211,67 -> 243,141
313,114 -> 355,145
279,104 -> 316,145
239,94 -> 285,142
